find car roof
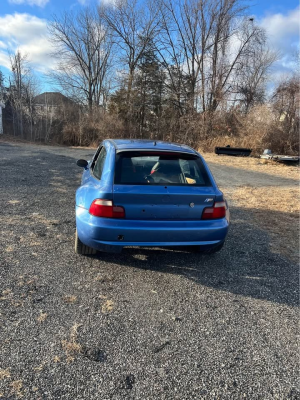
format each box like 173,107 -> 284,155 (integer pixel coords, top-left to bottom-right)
106,139 -> 197,154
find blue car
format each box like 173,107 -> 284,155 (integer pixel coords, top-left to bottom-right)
75,139 -> 229,255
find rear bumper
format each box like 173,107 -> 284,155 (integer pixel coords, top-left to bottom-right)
76,206 -> 229,252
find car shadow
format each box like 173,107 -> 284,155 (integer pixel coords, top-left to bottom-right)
92,206 -> 298,307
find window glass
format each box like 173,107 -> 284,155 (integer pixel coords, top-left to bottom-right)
93,147 -> 107,180
114,152 -> 211,186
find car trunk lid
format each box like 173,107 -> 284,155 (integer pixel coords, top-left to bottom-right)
113,151 -> 216,220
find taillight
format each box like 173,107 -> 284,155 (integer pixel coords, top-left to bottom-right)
89,199 -> 125,218
201,201 -> 226,220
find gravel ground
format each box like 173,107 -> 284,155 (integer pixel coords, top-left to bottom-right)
204,152 -> 299,187
0,142 -> 299,400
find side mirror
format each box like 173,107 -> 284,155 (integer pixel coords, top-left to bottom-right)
77,159 -> 88,169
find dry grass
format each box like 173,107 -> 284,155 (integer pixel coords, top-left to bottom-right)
63,295 -> 77,304
226,186 -> 299,263
7,200 -> 21,205
61,323 -> 82,362
94,274 -> 115,283
37,312 -> 48,323
229,186 -> 299,213
35,214 -> 60,226
2,214 -> 59,228
5,246 -> 14,253
196,105 -> 299,155
34,363 -> 46,372
55,187 -> 68,193
101,300 -> 114,314
9,380 -> 23,398
0,369 -> 11,380
50,181 -> 63,186
12,301 -> 23,308
70,145 -> 97,150
61,340 -> 82,358
202,152 -> 299,262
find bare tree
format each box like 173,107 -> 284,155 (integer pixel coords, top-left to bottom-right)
155,0 -> 249,115
7,50 -> 39,139
0,70 -> 5,135
154,0 -> 189,116
0,70 -> 4,99
23,75 -> 39,140
271,76 -> 299,152
206,19 -> 274,112
100,0 -> 161,134
233,44 -> 278,112
9,51 -> 31,137
154,0 -> 279,144
49,8 -> 112,112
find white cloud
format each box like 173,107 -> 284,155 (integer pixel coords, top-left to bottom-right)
9,0 -> 49,7
0,53 -> 10,69
0,13 -> 57,73
260,7 -> 299,46
259,6 -> 299,77
99,0 -> 119,6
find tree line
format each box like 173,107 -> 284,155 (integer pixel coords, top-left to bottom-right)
0,0 -> 299,154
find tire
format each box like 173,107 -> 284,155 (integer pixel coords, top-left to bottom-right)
75,229 -> 97,255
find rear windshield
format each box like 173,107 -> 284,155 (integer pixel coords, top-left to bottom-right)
114,151 -> 212,186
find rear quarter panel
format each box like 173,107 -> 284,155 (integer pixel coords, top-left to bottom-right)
76,141 -> 116,210
197,152 -> 224,201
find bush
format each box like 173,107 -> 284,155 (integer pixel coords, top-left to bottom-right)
197,105 -> 299,155
62,110 -> 125,146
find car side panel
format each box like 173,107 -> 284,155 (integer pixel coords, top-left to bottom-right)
196,152 -> 225,200
75,141 -> 116,210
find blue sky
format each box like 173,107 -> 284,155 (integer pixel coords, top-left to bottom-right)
0,0 -> 299,92
0,0 -> 90,19
0,0 -> 297,17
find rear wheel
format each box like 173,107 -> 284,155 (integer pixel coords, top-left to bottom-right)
75,229 -> 97,255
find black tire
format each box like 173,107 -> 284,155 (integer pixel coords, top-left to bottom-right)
75,229 -> 97,255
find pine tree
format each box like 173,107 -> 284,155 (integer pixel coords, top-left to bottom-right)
133,38 -> 166,138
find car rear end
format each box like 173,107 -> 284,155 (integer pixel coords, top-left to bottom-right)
76,143 -> 229,253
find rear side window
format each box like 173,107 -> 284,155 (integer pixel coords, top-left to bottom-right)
93,147 -> 107,180
114,151 -> 211,186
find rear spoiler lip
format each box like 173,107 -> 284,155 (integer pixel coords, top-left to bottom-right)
116,149 -> 198,157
